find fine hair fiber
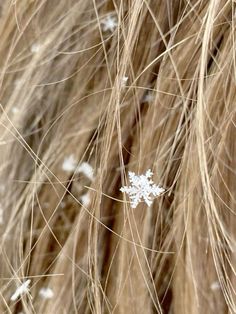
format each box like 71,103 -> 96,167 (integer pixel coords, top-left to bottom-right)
0,0 -> 236,313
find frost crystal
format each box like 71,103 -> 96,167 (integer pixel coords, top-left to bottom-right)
10,279 -> 31,301
80,193 -> 91,207
39,287 -> 54,299
120,169 -> 165,208
101,15 -> 118,32
31,43 -> 41,53
210,281 -> 220,291
62,154 -> 77,172
77,162 -> 94,181
143,91 -> 154,103
11,107 -> 20,114
121,76 -> 128,87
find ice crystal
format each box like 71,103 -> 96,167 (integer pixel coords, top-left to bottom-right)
60,201 -> 66,208
39,287 -> 54,299
62,155 -> 77,172
77,162 -> 94,181
31,43 -> 41,53
11,107 -> 20,114
210,281 -> 220,291
121,76 -> 128,87
80,193 -> 91,207
143,91 -> 154,103
101,15 -> 118,32
10,280 -> 31,301
120,169 -> 165,208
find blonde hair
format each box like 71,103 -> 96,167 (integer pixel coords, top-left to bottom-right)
0,0 -> 236,313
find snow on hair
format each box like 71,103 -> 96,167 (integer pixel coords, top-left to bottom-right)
0,1 -> 235,313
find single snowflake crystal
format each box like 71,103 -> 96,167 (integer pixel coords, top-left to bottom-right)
121,76 -> 128,87
210,281 -> 220,291
101,15 -> 118,32
76,162 -> 94,181
11,107 -> 20,114
10,279 -> 31,301
31,43 -> 41,53
39,287 -> 54,299
120,169 -> 165,208
80,193 -> 91,207
62,154 -> 77,172
143,91 -> 154,103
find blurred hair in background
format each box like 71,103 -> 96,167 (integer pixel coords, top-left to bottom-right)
0,1 -> 236,313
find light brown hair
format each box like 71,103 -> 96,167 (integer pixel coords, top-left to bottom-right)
0,0 -> 235,313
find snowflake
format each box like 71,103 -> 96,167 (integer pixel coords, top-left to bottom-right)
120,169 -> 165,208
101,15 -> 118,32
76,162 -> 94,181
31,43 -> 41,53
62,154 -> 77,172
10,279 -> 31,301
210,281 -> 220,291
39,287 -> 54,299
11,107 -> 20,114
143,91 -> 154,103
80,193 -> 91,207
121,76 -> 128,87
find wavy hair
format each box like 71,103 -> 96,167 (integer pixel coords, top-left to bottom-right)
0,0 -> 235,313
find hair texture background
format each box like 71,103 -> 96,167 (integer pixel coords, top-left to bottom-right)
0,0 -> 236,313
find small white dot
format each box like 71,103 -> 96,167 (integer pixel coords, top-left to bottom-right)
121,76 -> 128,87
101,15 -> 118,32
76,162 -> 94,181
210,281 -> 220,291
31,43 -> 41,53
11,107 -> 20,114
62,155 -> 77,173
39,287 -> 54,299
143,91 -> 154,103
60,201 -> 66,208
80,193 -> 91,207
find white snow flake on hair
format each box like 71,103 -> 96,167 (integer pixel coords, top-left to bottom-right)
10,279 -> 31,301
121,76 -> 128,87
120,169 -> 165,208
62,155 -> 77,172
80,193 -> 91,207
77,162 -> 94,181
143,91 -> 154,103
39,287 -> 54,299
210,281 -> 221,291
31,43 -> 41,53
60,201 -> 66,208
11,107 -> 20,114
101,15 -> 118,32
